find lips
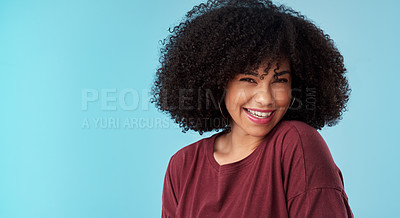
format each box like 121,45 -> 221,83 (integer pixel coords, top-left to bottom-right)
245,108 -> 273,118
244,108 -> 275,125
245,108 -> 275,113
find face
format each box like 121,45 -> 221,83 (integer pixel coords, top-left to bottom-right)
224,58 -> 292,138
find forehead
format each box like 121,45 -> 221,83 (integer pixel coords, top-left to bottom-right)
242,58 -> 291,76
243,56 -> 290,71
259,58 -> 290,70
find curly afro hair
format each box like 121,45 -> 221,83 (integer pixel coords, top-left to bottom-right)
151,0 -> 350,135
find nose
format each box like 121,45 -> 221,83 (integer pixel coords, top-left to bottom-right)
253,86 -> 274,107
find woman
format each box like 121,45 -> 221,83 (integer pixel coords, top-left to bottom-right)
151,0 -> 353,217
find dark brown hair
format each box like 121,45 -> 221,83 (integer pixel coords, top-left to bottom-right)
151,0 -> 350,135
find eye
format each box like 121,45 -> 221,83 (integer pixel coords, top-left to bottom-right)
273,78 -> 289,83
239,78 -> 256,83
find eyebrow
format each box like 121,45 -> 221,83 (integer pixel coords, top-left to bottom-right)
242,70 -> 291,77
274,70 -> 291,76
242,71 -> 259,76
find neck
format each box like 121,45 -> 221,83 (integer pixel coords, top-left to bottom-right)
220,125 -> 266,155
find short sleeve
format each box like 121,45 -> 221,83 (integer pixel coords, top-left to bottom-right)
279,121 -> 353,217
288,188 -> 353,218
162,155 -> 179,218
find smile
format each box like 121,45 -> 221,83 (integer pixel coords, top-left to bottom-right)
244,108 -> 273,118
243,108 -> 275,125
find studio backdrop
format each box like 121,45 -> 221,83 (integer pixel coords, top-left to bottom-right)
0,0 -> 399,217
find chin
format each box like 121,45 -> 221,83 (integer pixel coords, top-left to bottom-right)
246,125 -> 275,137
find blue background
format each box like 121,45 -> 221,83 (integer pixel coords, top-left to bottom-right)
1,0 -> 399,217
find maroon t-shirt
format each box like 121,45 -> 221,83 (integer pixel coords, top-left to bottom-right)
162,120 -> 353,218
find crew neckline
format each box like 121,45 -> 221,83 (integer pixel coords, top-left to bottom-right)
206,131 -> 267,174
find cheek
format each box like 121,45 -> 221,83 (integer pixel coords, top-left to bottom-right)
225,89 -> 249,110
272,88 -> 292,103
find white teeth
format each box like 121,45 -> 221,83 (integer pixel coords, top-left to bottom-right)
246,109 -> 272,118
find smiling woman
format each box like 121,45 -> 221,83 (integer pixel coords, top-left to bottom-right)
214,59 -> 292,165
151,0 -> 352,217
225,59 -> 292,136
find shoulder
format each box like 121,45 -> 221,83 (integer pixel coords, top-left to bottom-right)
167,133 -> 217,172
275,120 -> 319,136
275,120 -> 345,190
273,120 -> 327,153
164,133 -> 217,195
268,120 -> 325,154
170,135 -> 209,162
